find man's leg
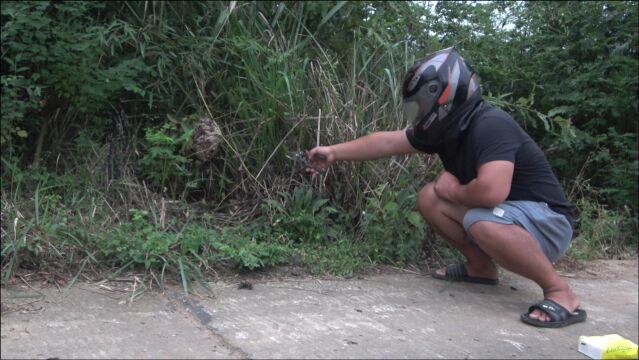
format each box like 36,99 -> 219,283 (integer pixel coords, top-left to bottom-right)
418,182 -> 579,322
468,221 -> 580,322
417,182 -> 497,280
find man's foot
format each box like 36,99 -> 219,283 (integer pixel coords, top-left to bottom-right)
431,262 -> 499,285
521,297 -> 586,328
527,287 -> 581,323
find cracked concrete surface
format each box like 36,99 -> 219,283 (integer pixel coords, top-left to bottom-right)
1,260 -> 637,359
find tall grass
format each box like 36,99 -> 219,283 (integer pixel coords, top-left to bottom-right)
0,2 -> 435,285
115,1 -> 435,208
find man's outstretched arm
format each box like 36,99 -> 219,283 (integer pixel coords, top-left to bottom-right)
307,130 -> 419,173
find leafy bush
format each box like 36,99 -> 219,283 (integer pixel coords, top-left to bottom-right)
103,211 -> 292,271
299,239 -> 370,277
102,209 -> 177,269
0,75 -> 41,150
359,187 -> 426,265
549,128 -> 638,211
262,187 -> 345,244
1,1 -> 152,154
212,224 -> 292,270
138,122 -> 194,196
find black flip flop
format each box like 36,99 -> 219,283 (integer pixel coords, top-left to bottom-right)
521,299 -> 587,328
430,262 -> 498,285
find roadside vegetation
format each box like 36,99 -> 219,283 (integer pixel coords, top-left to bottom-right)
1,1 -> 637,290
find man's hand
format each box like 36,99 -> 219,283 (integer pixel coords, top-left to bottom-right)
306,147 -> 335,174
434,171 -> 460,203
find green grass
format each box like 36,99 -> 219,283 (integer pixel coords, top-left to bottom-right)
2,166 -> 636,289
0,170 -> 430,286
566,198 -> 638,261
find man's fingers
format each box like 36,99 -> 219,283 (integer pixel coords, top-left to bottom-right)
305,164 -> 325,174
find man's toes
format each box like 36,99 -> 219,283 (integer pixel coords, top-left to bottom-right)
528,309 -> 551,322
528,309 -> 541,320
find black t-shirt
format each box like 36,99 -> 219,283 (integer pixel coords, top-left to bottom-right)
406,102 -> 574,228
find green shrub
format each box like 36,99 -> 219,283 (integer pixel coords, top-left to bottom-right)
0,75 -> 41,150
299,240 -> 370,277
549,128 -> 638,212
212,224 -> 292,270
1,1 -> 152,154
359,186 -> 426,265
137,122 -> 194,196
262,187 -> 345,244
102,209 -> 177,269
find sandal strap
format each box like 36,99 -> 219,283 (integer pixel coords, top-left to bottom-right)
528,299 -> 570,322
445,262 -> 468,280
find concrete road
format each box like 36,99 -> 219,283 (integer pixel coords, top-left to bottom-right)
1,259 -> 637,359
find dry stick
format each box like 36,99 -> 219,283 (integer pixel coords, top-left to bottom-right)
18,274 -> 45,298
159,197 -> 166,230
212,177 -> 249,213
316,109 -> 326,191
568,151 -> 595,202
255,115 -> 308,180
317,108 -> 321,148
1,299 -> 44,315
102,194 -> 121,225
129,276 -> 139,306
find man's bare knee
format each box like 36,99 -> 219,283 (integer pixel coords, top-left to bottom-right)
469,221 -> 528,247
417,182 -> 439,218
468,221 -> 495,245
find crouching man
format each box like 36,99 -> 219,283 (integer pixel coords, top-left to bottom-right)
307,47 -> 586,328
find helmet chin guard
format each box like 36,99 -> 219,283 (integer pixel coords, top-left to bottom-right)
402,47 -> 482,147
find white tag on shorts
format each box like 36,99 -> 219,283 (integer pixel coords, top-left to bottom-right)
492,207 -> 505,217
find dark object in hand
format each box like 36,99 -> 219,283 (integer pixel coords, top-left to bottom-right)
286,151 -> 325,173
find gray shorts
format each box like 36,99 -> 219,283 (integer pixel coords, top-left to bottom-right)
462,201 -> 573,262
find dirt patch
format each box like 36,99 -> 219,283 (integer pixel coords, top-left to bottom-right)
4,258 -> 637,301
552,258 -> 637,283
577,259 -> 637,282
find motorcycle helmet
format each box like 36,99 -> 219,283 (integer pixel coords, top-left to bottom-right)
402,47 -> 482,146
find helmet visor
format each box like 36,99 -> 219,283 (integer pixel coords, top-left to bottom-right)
403,101 -> 420,126
403,82 -> 439,128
